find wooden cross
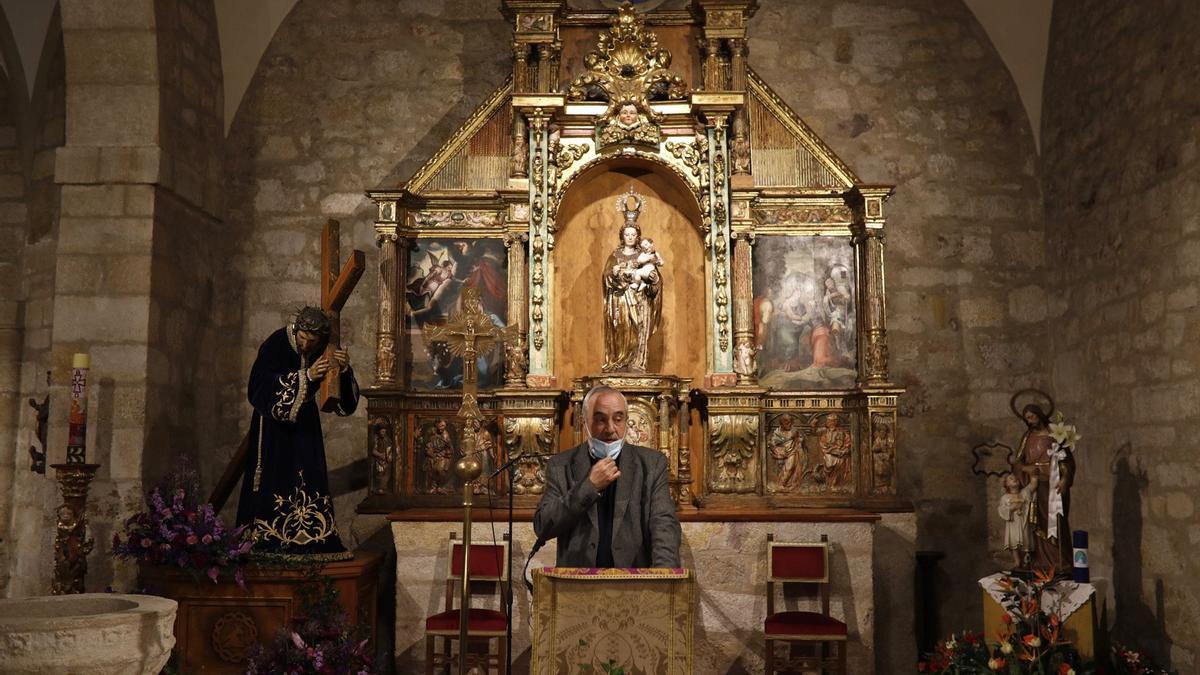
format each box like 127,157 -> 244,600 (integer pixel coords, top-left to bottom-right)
319,218 -> 366,412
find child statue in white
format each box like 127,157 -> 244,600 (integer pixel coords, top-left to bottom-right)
998,471 -> 1036,569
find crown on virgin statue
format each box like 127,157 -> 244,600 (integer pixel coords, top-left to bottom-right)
614,187 -> 644,227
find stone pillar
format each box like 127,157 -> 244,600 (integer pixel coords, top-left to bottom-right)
731,233 -> 756,385
504,232 -> 529,387
373,202 -> 401,387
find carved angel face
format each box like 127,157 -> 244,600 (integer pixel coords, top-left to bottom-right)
618,104 -> 639,126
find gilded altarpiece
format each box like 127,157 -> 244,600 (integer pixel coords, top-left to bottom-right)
360,0 -> 904,515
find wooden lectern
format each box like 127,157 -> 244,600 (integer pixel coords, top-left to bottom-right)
530,568 -> 694,675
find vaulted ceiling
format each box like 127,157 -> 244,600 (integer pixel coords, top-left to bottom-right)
0,0 -> 1054,147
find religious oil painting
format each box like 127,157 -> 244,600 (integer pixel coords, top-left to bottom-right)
752,236 -> 857,389
765,412 -> 854,495
413,416 -> 501,496
405,238 -> 508,389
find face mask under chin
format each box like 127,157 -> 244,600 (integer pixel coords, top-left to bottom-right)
587,429 -> 624,460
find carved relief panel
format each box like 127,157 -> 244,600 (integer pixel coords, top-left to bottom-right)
763,409 -> 855,497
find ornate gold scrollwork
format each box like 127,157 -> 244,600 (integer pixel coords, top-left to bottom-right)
709,414 -> 758,493
503,417 -> 553,495
566,4 -> 688,107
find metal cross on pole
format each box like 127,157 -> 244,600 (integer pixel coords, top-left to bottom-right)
422,287 -> 519,675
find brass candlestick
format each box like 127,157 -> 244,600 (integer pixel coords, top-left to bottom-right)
50,462 -> 100,595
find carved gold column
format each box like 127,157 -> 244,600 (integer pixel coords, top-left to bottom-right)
701,38 -> 722,90
513,41 -> 531,92
536,43 -> 556,93
373,199 -> 402,387
676,388 -> 693,507
850,187 -> 894,386
729,38 -> 747,90
731,232 -> 756,385
504,232 -> 529,386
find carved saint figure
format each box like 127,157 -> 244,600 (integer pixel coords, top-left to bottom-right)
770,415 -> 803,490
602,190 -> 663,373
370,422 -> 393,495
421,419 -> 455,494
870,419 -> 894,489
1014,404 -> 1074,573
815,413 -> 852,487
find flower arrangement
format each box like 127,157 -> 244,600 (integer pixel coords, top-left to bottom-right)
247,570 -> 374,675
111,460 -> 253,586
920,569 -> 1085,674
1110,644 -> 1174,675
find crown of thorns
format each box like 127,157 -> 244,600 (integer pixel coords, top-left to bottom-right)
293,307 -> 331,336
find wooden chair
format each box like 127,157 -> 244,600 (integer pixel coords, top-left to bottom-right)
424,533 -> 509,674
764,533 -> 848,674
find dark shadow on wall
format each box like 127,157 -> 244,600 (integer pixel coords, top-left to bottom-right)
1110,450 -> 1172,669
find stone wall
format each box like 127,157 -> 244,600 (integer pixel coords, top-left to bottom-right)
222,0 -> 512,534
0,14 -> 65,597
0,65 -> 28,593
1041,0 -> 1200,669
747,0 -> 1048,631
144,0 -> 227,489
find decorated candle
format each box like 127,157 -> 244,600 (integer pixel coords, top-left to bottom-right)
67,353 -> 89,463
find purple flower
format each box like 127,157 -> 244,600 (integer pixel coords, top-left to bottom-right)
207,566 -> 219,582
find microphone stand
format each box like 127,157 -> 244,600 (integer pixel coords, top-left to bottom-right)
489,455 -> 521,675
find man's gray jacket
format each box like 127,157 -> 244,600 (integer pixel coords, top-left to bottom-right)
532,442 -> 682,568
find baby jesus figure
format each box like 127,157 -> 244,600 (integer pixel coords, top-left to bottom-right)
997,471 -> 1036,569
628,237 -> 664,293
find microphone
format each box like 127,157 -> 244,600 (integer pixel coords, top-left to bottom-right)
489,454 -> 522,480
524,535 -> 548,594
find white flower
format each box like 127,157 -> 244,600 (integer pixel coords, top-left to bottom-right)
1049,422 -> 1080,447
1000,641 -> 1013,654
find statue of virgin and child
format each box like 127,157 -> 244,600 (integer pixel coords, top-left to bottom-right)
602,189 -> 665,373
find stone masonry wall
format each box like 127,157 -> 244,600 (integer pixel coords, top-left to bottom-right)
144,0 -> 227,490
0,21 -> 65,597
747,0 -> 1049,633
222,0 -> 512,540
0,67 -> 28,593
1041,0 -> 1200,669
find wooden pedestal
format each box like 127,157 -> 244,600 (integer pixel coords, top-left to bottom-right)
139,551 -> 381,674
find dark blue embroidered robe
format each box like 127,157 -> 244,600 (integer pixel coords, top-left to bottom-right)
235,326 -> 359,558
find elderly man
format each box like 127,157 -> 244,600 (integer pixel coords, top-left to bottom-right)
533,385 -> 682,568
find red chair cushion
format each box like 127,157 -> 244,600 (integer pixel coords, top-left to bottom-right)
426,608 -> 508,633
764,611 -> 847,637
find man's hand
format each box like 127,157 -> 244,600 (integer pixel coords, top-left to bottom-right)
331,348 -> 350,371
588,457 -> 620,493
307,355 -> 331,381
